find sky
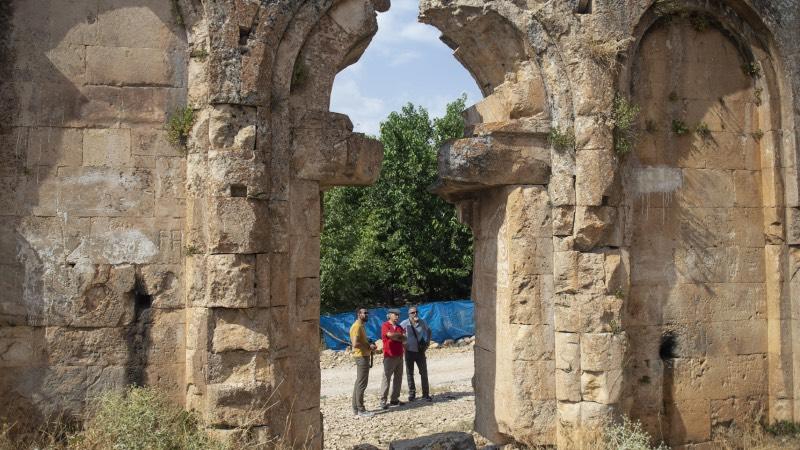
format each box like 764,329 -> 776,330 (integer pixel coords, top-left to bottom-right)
329,0 -> 483,136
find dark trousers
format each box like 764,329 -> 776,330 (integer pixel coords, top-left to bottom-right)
404,350 -> 429,398
352,356 -> 370,412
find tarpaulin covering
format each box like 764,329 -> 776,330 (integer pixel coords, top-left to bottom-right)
319,300 -> 474,351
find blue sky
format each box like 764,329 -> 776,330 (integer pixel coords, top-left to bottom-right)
330,1 -> 482,136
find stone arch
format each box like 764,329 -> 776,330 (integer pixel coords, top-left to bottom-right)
618,0 -> 798,445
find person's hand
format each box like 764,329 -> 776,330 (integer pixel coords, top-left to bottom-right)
370,343 -> 377,351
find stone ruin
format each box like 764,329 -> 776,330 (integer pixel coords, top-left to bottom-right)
1,0 -> 799,448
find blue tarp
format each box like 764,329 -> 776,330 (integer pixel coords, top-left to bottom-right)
320,300 -> 474,351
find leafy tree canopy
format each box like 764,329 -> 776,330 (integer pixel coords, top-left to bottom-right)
320,96 -> 473,313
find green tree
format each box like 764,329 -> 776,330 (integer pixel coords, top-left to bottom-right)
320,96 -> 473,312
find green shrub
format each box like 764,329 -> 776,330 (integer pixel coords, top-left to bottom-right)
612,95 -> 641,156
548,127 -> 576,152
167,107 -> 195,150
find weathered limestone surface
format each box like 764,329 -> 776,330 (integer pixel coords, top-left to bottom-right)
0,0 -> 188,428
2,0 -> 800,448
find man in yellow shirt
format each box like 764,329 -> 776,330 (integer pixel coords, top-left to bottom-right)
350,307 -> 376,417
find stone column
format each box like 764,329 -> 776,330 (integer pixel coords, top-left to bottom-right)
553,69 -> 628,447
184,103 -> 278,443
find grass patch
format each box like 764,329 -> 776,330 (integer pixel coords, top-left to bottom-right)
612,94 -> 641,156
75,387 -> 224,450
167,107 -> 195,151
715,421 -> 800,449
548,127 -> 576,152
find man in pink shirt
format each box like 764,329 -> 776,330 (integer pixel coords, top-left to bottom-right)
380,309 -> 406,409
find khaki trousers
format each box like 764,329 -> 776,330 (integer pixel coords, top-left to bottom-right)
380,355 -> 403,404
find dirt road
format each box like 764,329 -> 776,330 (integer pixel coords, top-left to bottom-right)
320,347 -> 483,449
321,348 -> 474,398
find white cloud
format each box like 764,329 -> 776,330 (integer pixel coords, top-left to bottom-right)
374,4 -> 440,47
388,50 -> 421,66
330,77 -> 387,135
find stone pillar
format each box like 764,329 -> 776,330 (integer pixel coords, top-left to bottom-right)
184,103 -> 280,443
553,77 -> 628,447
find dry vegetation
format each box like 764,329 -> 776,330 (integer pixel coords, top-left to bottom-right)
4,387 -> 800,449
0,387 -> 306,450
586,36 -> 635,70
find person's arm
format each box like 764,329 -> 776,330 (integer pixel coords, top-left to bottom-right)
386,327 -> 406,342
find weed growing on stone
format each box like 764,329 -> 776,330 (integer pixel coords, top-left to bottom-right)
671,119 -> 689,136
190,47 -> 209,60
752,129 -> 764,140
167,107 -> 195,150
689,13 -> 711,32
612,94 -> 640,156
586,36 -> 634,70
171,0 -> 184,27
668,91 -> 679,102
754,87 -> 763,106
653,0 -> 681,18
185,244 -> 202,256
548,127 -> 576,152
695,122 -> 711,139
742,62 -> 762,79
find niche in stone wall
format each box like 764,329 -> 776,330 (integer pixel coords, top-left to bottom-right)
623,13 -> 771,446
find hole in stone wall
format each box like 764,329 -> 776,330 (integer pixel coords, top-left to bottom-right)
230,184 -> 248,198
126,275 -> 153,386
659,331 -> 678,360
574,0 -> 592,14
239,27 -> 251,46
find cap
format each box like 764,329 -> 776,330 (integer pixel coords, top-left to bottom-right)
388,308 -> 401,315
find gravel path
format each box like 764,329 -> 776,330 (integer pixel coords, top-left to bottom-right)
321,348 -> 483,449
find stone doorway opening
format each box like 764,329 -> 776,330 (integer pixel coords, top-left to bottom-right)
318,2 -> 480,447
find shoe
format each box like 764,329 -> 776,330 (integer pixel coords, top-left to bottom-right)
389,400 -> 405,407
380,403 -> 388,410
423,396 -> 433,402
408,396 -> 416,402
357,410 -> 374,418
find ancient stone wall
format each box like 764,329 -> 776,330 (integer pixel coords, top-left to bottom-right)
0,0 -> 188,428
1,0 -> 799,449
